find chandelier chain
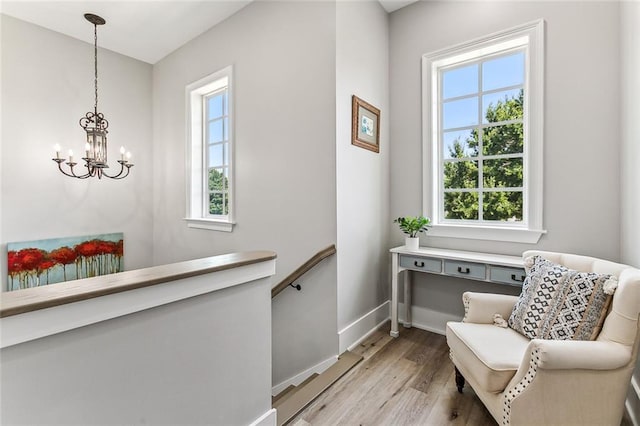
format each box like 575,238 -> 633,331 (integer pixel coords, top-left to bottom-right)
94,22 -> 98,113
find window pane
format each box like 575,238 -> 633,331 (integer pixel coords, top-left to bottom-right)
209,192 -> 229,215
482,88 -> 523,124
442,64 -> 478,99
444,192 -> 479,220
208,168 -> 227,191
443,97 -> 478,130
208,144 -> 224,167
483,191 -> 523,222
443,129 -> 478,159
483,158 -> 523,188
482,123 -> 523,156
208,119 -> 224,143
482,51 -> 525,91
444,160 -> 478,189
207,92 -> 225,119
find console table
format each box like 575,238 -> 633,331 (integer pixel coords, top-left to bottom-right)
389,246 -> 525,337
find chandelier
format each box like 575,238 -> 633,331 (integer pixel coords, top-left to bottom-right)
53,13 -> 133,180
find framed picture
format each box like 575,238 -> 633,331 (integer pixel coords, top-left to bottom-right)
351,95 -> 380,153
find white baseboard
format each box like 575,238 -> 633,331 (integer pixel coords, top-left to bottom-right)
272,355 -> 338,396
249,408 -> 277,426
339,301 -> 390,353
399,302 -> 462,336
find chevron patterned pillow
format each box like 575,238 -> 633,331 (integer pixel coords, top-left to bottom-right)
508,255 -> 616,340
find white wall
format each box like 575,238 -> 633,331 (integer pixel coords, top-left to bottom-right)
1,274 -> 273,425
389,1 -> 622,331
0,15 -> 154,284
621,2 -> 640,269
620,1 -> 640,423
151,1 -> 338,387
336,1 -> 390,352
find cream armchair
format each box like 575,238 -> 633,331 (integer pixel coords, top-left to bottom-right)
446,250 -> 640,426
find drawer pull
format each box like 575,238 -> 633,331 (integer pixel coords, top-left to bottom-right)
414,261 -> 425,268
511,274 -> 526,282
457,266 -> 470,274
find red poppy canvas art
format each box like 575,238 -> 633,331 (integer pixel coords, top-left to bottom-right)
7,233 -> 124,291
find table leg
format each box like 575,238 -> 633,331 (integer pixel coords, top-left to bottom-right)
404,270 -> 412,328
390,252 -> 399,338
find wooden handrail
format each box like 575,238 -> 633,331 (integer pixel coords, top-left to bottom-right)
271,244 -> 336,298
1,251 -> 277,318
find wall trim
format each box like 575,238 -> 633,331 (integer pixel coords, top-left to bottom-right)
399,302 -> 462,335
249,408 -> 277,426
272,355 -> 338,396
339,300 -> 390,353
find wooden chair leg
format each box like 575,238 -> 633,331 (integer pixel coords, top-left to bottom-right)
454,367 -> 465,393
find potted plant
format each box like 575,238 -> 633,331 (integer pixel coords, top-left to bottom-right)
394,215 -> 431,251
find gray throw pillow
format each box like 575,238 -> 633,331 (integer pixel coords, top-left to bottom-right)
508,255 -> 617,340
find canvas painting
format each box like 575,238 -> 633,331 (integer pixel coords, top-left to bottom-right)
7,233 -> 124,291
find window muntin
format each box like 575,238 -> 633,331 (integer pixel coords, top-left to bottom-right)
186,66 -> 234,232
204,89 -> 230,217
422,20 -> 545,243
440,49 -> 525,224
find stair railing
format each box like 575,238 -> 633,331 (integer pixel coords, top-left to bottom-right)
271,244 -> 336,298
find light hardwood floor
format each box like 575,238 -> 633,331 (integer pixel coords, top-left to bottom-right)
289,322 -> 633,426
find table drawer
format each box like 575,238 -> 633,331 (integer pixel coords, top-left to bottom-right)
490,266 -> 527,286
400,255 -> 442,273
444,260 -> 485,280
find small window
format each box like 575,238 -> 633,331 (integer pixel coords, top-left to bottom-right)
186,66 -> 234,232
422,20 -> 545,243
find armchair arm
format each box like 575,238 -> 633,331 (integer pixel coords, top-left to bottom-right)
528,339 -> 631,370
462,292 -> 518,324
504,339 -> 635,426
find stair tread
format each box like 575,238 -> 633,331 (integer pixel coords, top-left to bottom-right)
273,373 -> 319,406
272,385 -> 296,405
274,351 -> 363,426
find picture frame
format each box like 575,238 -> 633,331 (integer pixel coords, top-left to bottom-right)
351,95 -> 380,153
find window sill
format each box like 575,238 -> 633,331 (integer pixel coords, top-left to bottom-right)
427,224 -> 545,244
185,218 -> 235,232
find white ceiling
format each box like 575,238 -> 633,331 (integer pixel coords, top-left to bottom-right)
0,0 -> 418,64
0,1 -> 254,64
378,0 -> 417,13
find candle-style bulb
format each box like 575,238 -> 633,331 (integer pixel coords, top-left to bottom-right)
54,144 -> 61,159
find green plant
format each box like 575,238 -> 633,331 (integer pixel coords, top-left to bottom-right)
394,216 -> 431,238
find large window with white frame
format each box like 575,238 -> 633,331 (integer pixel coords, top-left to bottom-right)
422,20 -> 545,243
186,66 -> 234,232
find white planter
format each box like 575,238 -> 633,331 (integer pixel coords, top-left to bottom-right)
405,237 -> 419,251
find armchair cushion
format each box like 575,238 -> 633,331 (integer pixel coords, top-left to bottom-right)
508,255 -> 614,341
446,322 -> 530,392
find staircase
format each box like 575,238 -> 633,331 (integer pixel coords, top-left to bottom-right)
272,351 -> 363,426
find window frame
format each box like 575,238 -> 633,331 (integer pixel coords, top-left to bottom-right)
422,20 -> 545,243
185,66 -> 235,232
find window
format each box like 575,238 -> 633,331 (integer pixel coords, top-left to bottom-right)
186,66 -> 234,232
422,20 -> 545,243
